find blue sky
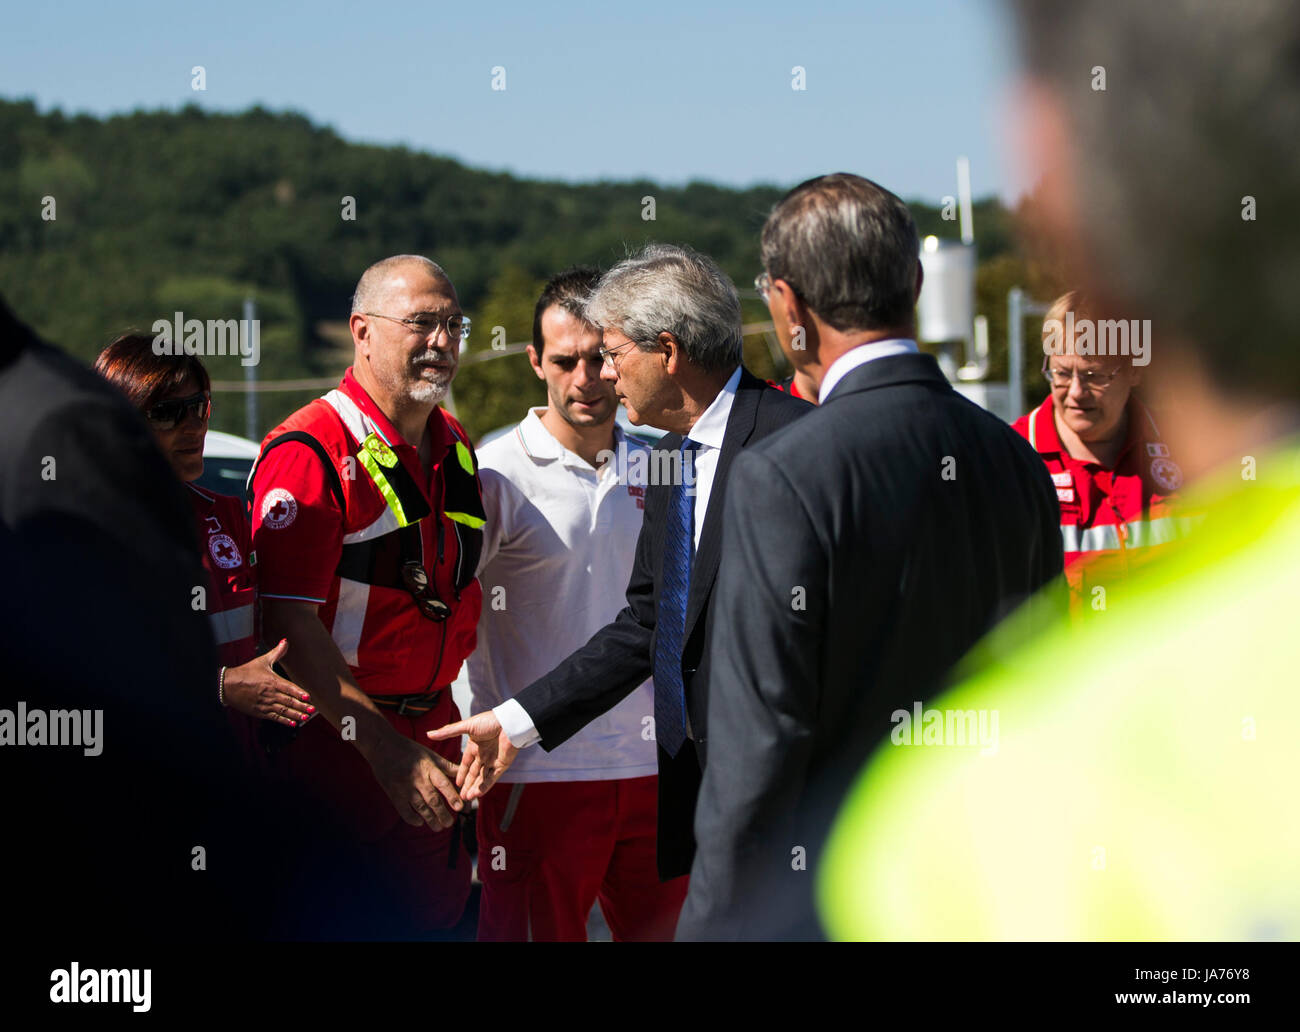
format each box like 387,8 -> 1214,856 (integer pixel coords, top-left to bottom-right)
2,0 -> 1027,204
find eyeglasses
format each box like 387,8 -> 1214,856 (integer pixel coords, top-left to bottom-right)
754,271 -> 802,305
1042,364 -> 1123,389
401,561 -> 450,622
145,390 -> 211,430
365,311 -> 469,341
598,339 -> 641,371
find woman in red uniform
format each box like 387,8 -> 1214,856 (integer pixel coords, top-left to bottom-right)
1013,292 -> 1191,610
94,334 -> 312,731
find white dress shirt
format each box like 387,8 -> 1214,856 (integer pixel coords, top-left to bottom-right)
678,364 -> 740,550
819,338 -> 919,402
495,365 -> 743,749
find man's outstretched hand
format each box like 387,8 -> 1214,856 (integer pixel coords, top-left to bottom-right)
428,711 -> 519,801
366,734 -> 465,830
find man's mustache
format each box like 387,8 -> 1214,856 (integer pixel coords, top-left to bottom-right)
412,351 -> 454,368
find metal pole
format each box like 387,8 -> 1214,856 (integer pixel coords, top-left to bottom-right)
957,156 -> 974,245
1008,288 -> 1052,419
243,296 -> 258,441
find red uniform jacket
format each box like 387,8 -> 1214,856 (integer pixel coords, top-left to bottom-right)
1013,396 -> 1190,605
249,370 -> 483,697
188,482 -> 258,668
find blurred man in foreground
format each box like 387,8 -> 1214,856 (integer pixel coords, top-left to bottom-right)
820,0 -> 1300,940
0,296 -> 228,937
0,297 -> 390,941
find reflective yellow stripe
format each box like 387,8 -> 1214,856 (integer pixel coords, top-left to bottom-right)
455,440 -> 475,475
365,433 -> 399,469
357,445 -> 411,527
445,510 -> 486,529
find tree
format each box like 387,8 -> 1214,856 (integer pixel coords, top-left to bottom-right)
449,265 -> 547,442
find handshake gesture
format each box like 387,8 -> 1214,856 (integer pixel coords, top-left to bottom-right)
427,711 -> 519,801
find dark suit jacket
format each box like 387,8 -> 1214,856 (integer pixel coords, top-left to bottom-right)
512,366 -> 812,878
677,351 -> 1065,939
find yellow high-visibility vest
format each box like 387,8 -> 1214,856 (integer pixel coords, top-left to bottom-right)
819,441 -> 1300,940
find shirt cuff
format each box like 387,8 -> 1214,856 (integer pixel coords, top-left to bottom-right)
494,698 -> 541,749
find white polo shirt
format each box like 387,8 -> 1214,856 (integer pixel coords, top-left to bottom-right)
452,408 -> 658,782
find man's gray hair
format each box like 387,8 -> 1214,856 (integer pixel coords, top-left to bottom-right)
585,244 -> 743,373
760,173 -> 919,334
351,255 -> 450,314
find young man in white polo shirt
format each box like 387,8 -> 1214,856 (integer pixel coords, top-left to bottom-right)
456,267 -> 688,940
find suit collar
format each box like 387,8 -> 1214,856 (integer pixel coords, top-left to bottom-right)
822,350 -> 951,401
820,338 -> 919,400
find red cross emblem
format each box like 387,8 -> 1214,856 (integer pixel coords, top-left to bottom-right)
209,533 -> 242,569
260,488 -> 298,529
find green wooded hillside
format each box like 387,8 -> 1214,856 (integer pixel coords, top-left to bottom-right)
0,99 -> 1057,440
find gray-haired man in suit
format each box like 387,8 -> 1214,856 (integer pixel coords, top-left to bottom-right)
431,244 -> 811,893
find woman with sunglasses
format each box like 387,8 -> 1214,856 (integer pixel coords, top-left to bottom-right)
94,333 -> 313,739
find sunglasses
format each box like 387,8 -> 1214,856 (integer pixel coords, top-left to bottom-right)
401,561 -> 450,621
146,390 -> 211,430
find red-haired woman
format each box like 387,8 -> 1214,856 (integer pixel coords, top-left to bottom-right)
94,333 -> 313,736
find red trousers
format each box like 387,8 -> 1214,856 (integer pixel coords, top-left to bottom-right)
271,695 -> 471,933
476,775 -> 689,941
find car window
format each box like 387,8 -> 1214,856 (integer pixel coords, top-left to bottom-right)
195,457 -> 254,498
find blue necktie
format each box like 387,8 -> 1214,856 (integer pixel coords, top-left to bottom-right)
654,437 -> 699,758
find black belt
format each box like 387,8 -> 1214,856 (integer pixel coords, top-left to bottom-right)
370,689 -> 445,717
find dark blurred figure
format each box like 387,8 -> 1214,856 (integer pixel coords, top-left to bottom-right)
0,297 -> 238,938
0,300 -> 428,942
819,0 -> 1300,939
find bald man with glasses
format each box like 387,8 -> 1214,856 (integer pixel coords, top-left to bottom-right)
250,254 -> 486,935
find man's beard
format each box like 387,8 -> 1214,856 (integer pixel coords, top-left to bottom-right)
405,352 -> 454,403
409,375 -> 451,404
